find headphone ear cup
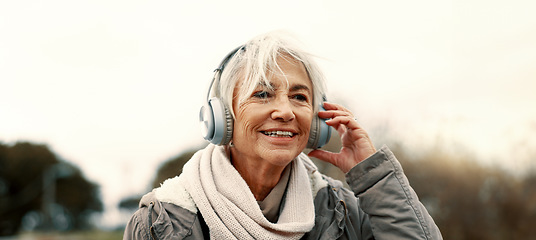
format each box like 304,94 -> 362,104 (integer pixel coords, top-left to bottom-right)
307,104 -> 332,149
307,117 -> 320,149
199,103 -> 215,141
221,102 -> 234,145
200,98 -> 233,145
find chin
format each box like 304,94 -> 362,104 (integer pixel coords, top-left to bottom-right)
260,147 -> 302,166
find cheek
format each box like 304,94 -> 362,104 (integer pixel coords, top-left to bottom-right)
234,107 -> 259,137
298,110 -> 314,131
237,120 -> 256,136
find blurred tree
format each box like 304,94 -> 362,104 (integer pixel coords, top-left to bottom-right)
391,144 -> 536,240
119,148 -> 201,213
0,142 -> 103,236
151,148 -> 201,189
118,195 -> 142,212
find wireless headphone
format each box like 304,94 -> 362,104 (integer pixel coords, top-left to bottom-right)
199,46 -> 331,149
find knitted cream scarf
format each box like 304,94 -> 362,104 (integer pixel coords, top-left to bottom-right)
181,144 -> 315,240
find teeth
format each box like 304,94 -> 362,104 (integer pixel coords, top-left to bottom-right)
263,131 -> 294,137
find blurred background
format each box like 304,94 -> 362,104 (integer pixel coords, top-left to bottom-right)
1,0 -> 535,239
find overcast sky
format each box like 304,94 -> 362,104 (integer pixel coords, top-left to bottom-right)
1,0 -> 535,227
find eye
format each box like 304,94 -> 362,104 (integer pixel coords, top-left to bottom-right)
292,94 -> 308,102
253,91 -> 270,99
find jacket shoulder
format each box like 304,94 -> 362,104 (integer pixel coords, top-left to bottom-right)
124,189 -> 204,239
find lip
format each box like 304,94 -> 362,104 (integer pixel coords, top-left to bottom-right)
259,128 -> 299,143
260,128 -> 298,135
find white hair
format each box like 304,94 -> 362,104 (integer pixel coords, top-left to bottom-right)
212,31 -> 327,118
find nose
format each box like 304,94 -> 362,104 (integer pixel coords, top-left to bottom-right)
271,97 -> 295,122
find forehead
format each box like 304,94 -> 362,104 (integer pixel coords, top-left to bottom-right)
263,55 -> 312,91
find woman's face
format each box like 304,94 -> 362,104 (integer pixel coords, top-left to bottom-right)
231,56 -> 314,167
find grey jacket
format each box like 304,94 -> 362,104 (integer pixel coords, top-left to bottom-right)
123,146 -> 442,239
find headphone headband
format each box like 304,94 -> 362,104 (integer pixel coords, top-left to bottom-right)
207,46 -> 246,100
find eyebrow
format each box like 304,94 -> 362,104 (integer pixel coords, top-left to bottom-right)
290,84 -> 312,93
290,84 -> 311,93
257,82 -> 311,92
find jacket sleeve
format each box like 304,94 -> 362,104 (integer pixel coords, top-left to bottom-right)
123,192 -> 206,240
345,145 -> 443,240
123,206 -> 154,240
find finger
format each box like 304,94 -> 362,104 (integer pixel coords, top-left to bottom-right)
320,102 -> 356,120
322,102 -> 350,112
326,115 -> 360,131
307,149 -> 338,165
318,109 -> 353,119
328,116 -> 369,144
309,149 -> 358,173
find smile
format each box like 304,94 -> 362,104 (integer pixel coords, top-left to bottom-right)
261,131 -> 296,138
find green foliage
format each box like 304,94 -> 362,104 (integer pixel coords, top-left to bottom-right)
151,148 -> 201,189
0,142 -> 103,236
118,195 -> 142,212
118,148 -> 201,213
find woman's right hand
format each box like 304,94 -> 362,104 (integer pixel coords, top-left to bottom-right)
308,102 -> 377,173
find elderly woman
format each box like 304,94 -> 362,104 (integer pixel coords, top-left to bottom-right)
124,32 -> 442,240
